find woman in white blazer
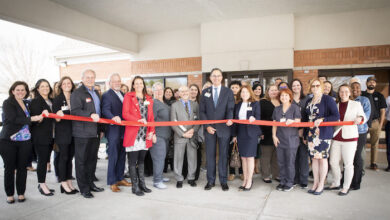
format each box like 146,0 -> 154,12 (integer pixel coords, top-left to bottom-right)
327,84 -> 367,196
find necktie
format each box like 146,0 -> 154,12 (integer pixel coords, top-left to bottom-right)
213,87 -> 219,107
185,102 -> 190,118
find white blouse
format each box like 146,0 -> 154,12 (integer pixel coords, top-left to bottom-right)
239,102 -> 249,120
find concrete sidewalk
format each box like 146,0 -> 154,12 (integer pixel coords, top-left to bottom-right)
0,151 -> 389,220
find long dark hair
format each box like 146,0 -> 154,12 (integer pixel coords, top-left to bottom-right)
9,81 -> 30,99
252,83 -> 264,99
290,79 -> 305,100
189,84 -> 201,103
32,79 -> 53,99
57,76 -> 75,96
131,76 -> 147,98
163,87 -> 175,105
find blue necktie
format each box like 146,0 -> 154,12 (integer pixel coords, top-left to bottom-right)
213,87 -> 219,107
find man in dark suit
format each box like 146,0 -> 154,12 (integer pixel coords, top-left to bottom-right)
199,68 -> 235,191
71,69 -> 104,198
102,73 -> 131,192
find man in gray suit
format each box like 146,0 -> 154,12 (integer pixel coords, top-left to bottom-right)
171,86 -> 200,188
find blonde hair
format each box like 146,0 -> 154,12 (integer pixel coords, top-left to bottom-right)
307,78 -> 324,95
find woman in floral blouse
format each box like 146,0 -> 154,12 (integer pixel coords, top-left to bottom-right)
302,79 -> 339,196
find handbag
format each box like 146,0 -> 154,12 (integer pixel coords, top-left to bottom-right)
230,142 -> 241,168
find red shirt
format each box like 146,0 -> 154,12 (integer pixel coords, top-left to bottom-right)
333,101 -> 358,142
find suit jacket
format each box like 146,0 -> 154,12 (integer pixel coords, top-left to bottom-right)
70,84 -> 100,138
199,86 -> 234,137
333,100 -> 367,139
102,89 -> 125,141
171,100 -> 200,146
232,101 -> 262,137
0,97 -> 32,141
30,95 -> 54,145
122,92 -> 155,148
53,92 -> 73,145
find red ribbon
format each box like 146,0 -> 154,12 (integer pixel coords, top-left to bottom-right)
45,113 -> 361,127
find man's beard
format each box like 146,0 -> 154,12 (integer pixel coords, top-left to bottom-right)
367,85 -> 375,90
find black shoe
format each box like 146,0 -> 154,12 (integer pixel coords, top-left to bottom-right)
338,190 -> 349,196
263,179 -> 272,183
18,197 -> 26,203
81,192 -> 94,198
188,180 -> 197,187
71,188 -> 80,193
204,182 -> 215,190
176,181 -> 183,188
324,186 -> 340,190
307,189 -> 316,194
276,184 -> 284,191
130,166 -> 144,196
243,185 -> 252,191
313,190 -> 323,195
239,186 -> 245,190
283,186 -> 293,192
61,185 -> 77,194
137,164 -> 152,193
221,183 -> 229,191
300,184 -> 308,189
350,186 -> 360,191
6,198 -> 15,204
90,186 -> 104,192
275,178 -> 281,182
38,185 -> 54,196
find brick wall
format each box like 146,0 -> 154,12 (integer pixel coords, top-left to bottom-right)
131,57 -> 201,74
294,45 -> 390,67
293,70 -> 318,93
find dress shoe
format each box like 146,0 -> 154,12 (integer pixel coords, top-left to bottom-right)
324,186 -> 340,190
300,184 -> 308,189
276,184 -> 284,191
6,198 -> 15,204
263,179 -> 272,183
221,183 -> 229,191
117,179 -> 132,187
81,192 -> 94,199
61,185 -> 77,194
283,186 -> 293,192
228,174 -> 235,181
307,189 -> 316,194
91,186 -> 104,192
350,186 -> 360,191
71,188 -> 80,193
137,164 -> 152,193
188,180 -> 197,187
239,186 -> 245,190
243,184 -> 252,191
338,190 -> 349,196
18,197 -> 26,203
110,184 -> 121,192
176,181 -> 183,188
313,190 -> 323,195
38,185 -> 54,196
204,182 -> 215,190
154,182 -> 167,189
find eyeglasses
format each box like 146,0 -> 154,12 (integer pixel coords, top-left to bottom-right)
311,84 -> 321,88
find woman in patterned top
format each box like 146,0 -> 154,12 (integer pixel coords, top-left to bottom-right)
123,76 -> 156,196
0,81 -> 43,204
302,79 -> 340,195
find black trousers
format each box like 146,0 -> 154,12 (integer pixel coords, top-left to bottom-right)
294,139 -> 309,185
0,140 -> 32,196
74,137 -> 99,193
350,133 -> 367,189
205,133 -> 230,184
35,143 -> 53,183
57,141 -> 75,182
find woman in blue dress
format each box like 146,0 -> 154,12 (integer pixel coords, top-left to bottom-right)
232,85 -> 261,191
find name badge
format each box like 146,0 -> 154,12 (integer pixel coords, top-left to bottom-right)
205,92 -> 211,98
247,107 -> 252,111
194,115 -> 198,120
86,98 -> 92,103
280,118 -> 286,122
374,97 -> 378,101
61,105 -> 70,111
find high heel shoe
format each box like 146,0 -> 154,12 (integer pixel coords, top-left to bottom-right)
243,181 -> 253,191
38,185 -> 54,196
60,185 -> 76,195
71,188 -> 79,193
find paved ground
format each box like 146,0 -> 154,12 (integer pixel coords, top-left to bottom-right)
0,148 -> 389,220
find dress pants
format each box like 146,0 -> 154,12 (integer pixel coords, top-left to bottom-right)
330,140 -> 357,190
260,145 -> 279,179
386,122 -> 390,168
277,147 -> 297,188
149,137 -> 167,183
57,141 -> 75,182
205,133 -> 229,184
0,140 -> 32,196
351,133 -> 367,189
35,143 -> 53,183
106,137 -> 125,185
74,137 -> 99,193
174,141 -> 197,182
294,139 -> 309,185
368,119 -> 380,164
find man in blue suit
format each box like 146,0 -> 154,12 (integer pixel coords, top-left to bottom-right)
199,68 -> 235,191
102,73 -> 131,192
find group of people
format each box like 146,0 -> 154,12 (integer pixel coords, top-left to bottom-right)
0,67 -> 388,204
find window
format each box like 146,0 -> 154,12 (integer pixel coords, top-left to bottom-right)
143,76 -> 187,89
